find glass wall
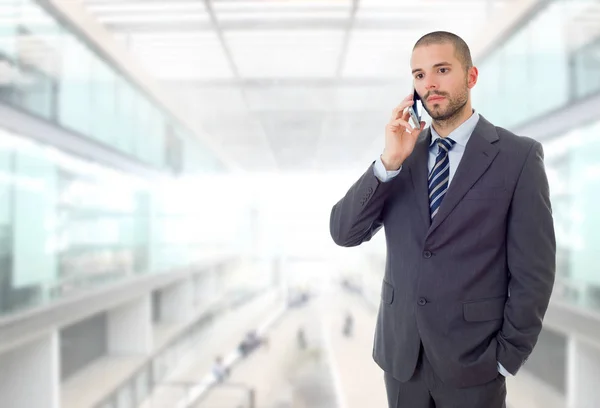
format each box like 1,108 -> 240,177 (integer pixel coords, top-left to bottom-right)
0,1 -> 230,315
472,0 -> 600,313
473,0 -> 600,129
0,125 -> 239,317
542,118 -> 600,312
0,0 -> 222,173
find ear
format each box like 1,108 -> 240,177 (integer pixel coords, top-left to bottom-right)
467,66 -> 478,89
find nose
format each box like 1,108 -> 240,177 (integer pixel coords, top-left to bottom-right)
425,79 -> 438,91
425,76 -> 438,91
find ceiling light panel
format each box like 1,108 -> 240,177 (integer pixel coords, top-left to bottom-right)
213,1 -> 351,29
213,0 -> 352,12
225,30 -> 345,78
86,2 -> 207,14
96,13 -> 210,24
355,0 -> 508,29
358,0 -> 507,8
217,10 -> 350,21
128,32 -> 234,80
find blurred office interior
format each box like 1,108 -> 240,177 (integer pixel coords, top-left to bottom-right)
0,0 -> 600,407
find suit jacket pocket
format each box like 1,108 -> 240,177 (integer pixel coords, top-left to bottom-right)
463,187 -> 506,200
381,280 -> 394,304
463,296 -> 506,322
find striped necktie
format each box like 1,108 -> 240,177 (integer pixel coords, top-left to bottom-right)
428,137 -> 456,220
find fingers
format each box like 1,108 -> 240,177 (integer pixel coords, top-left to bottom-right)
388,118 -> 415,133
388,118 -> 426,134
390,94 -> 415,121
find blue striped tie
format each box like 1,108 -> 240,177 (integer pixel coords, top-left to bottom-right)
428,137 -> 456,220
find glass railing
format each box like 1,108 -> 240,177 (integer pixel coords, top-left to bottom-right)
0,0 -> 223,174
0,124 -> 236,318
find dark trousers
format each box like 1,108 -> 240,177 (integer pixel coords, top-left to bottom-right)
384,347 -> 507,408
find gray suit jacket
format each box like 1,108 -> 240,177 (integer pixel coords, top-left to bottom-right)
330,115 -> 556,388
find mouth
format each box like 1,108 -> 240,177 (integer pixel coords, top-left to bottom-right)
427,95 -> 446,103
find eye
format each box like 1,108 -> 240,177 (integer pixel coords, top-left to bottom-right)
415,73 -> 424,79
439,67 -> 449,73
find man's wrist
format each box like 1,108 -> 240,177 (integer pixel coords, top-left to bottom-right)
380,154 -> 403,171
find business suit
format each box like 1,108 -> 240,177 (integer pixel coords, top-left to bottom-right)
330,114 -> 556,407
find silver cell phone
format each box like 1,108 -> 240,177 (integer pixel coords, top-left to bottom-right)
408,106 -> 420,129
407,89 -> 421,129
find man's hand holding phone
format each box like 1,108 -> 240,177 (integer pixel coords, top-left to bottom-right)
381,93 -> 426,171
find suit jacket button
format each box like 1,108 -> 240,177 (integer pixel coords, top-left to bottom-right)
423,250 -> 432,259
418,298 -> 427,306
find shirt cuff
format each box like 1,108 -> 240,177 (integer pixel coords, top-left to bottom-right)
497,361 -> 513,377
374,155 -> 402,182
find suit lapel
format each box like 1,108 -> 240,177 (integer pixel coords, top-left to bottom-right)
426,115 -> 500,237
408,129 -> 433,228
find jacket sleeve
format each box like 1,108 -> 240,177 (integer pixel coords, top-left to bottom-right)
497,141 -> 556,375
330,162 -> 397,247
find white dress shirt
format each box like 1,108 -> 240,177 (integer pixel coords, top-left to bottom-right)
374,110 -> 479,183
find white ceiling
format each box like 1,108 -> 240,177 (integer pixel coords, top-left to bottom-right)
81,0 -> 519,172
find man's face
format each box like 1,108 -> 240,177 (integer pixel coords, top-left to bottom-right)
410,43 -> 475,121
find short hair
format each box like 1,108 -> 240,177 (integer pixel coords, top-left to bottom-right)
413,31 -> 473,70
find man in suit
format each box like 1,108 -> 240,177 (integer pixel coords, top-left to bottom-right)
329,31 -> 556,408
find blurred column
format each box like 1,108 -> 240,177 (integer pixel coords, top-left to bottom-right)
160,278 -> 193,322
567,337 -> 600,408
0,332 -> 60,408
107,294 -> 152,354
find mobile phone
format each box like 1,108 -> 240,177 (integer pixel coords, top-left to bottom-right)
407,89 -> 421,129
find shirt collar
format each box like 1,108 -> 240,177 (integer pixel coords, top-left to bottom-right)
430,110 -> 480,148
